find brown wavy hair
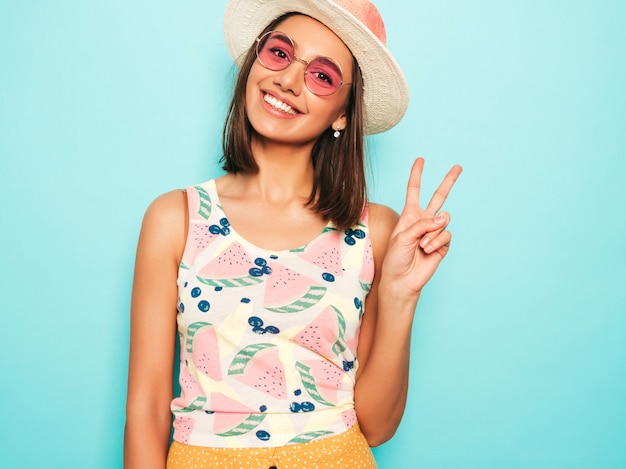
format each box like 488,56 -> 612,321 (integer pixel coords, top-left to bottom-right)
221,14 -> 367,231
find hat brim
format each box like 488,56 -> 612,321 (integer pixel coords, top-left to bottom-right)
223,0 -> 409,135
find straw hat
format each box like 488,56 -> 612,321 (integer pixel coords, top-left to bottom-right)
223,0 -> 409,135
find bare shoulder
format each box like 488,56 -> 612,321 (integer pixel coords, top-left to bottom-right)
138,189 -> 188,262
367,202 -> 399,260
368,202 -> 399,240
143,189 -> 187,224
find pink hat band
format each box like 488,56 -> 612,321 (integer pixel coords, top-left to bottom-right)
330,0 -> 387,45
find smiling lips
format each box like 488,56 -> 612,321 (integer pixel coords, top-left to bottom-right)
263,93 -> 299,115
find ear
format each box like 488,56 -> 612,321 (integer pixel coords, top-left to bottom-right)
331,112 -> 348,132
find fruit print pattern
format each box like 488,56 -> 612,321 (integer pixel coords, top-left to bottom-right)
172,180 -> 374,448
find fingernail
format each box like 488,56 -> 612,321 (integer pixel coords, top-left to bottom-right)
420,236 -> 431,249
434,215 -> 445,223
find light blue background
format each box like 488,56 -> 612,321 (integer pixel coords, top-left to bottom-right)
1,1 -> 625,468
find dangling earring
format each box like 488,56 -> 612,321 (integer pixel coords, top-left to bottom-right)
333,127 -> 341,139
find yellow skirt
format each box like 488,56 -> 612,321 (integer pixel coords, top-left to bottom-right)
166,424 -> 377,469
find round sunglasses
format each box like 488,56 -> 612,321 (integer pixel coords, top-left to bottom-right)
255,31 -> 352,97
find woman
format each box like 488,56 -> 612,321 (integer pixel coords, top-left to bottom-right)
124,0 -> 462,467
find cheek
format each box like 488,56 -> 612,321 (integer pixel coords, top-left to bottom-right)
245,63 -> 268,105
314,94 -> 350,123
246,61 -> 268,88
244,75 -> 260,115
244,79 -> 254,109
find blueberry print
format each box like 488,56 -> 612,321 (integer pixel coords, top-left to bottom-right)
209,217 -> 231,236
301,401 -> 315,412
345,228 -> 366,239
269,254 -> 279,260
198,300 -> 210,312
322,272 -> 335,282
290,401 -> 316,413
249,268 -> 263,277
343,360 -> 355,371
249,258 -> 272,277
248,316 -> 264,328
247,316 -> 280,335
240,297 -> 250,303
256,430 -> 270,441
259,405 -> 267,412
215,286 -> 223,292
191,287 -> 202,298
294,389 -> 302,396
179,302 -> 185,313
344,228 -> 366,245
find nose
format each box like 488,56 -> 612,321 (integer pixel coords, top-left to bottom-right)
273,59 -> 306,95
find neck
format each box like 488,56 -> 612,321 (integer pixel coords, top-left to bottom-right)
245,137 -> 316,201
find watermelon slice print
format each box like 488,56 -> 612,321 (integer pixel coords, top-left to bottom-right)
172,366 -> 206,412
192,185 -> 213,220
263,264 -> 326,313
228,343 -> 286,399
296,362 -> 334,407
173,415 -> 195,444
359,238 -> 374,292
210,392 -> 266,437
296,360 -> 345,406
341,409 -> 358,428
300,235 -> 344,277
181,223 -> 220,268
185,322 -> 211,352
288,226 -> 338,253
292,306 -> 344,358
196,241 -> 264,288
190,324 -> 222,381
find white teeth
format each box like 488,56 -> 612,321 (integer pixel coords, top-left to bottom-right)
264,93 -> 297,115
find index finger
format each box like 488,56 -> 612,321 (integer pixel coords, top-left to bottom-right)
425,165 -> 463,214
403,157 -> 425,211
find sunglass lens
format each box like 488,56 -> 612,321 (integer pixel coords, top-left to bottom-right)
305,58 -> 344,96
257,32 -> 294,71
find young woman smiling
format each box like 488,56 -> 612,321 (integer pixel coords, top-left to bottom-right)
124,1 -> 462,468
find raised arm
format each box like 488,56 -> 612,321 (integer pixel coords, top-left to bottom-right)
354,158 -> 462,446
124,190 -> 187,469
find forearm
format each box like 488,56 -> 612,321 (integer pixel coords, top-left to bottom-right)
124,410 -> 172,469
354,283 -> 419,446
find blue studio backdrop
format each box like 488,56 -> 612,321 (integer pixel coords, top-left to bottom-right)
1,1 -> 625,468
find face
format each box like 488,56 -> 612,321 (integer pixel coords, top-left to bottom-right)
245,14 -> 353,146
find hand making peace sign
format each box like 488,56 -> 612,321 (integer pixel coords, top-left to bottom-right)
381,157 -> 463,297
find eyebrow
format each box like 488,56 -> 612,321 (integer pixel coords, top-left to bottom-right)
272,32 -> 293,48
